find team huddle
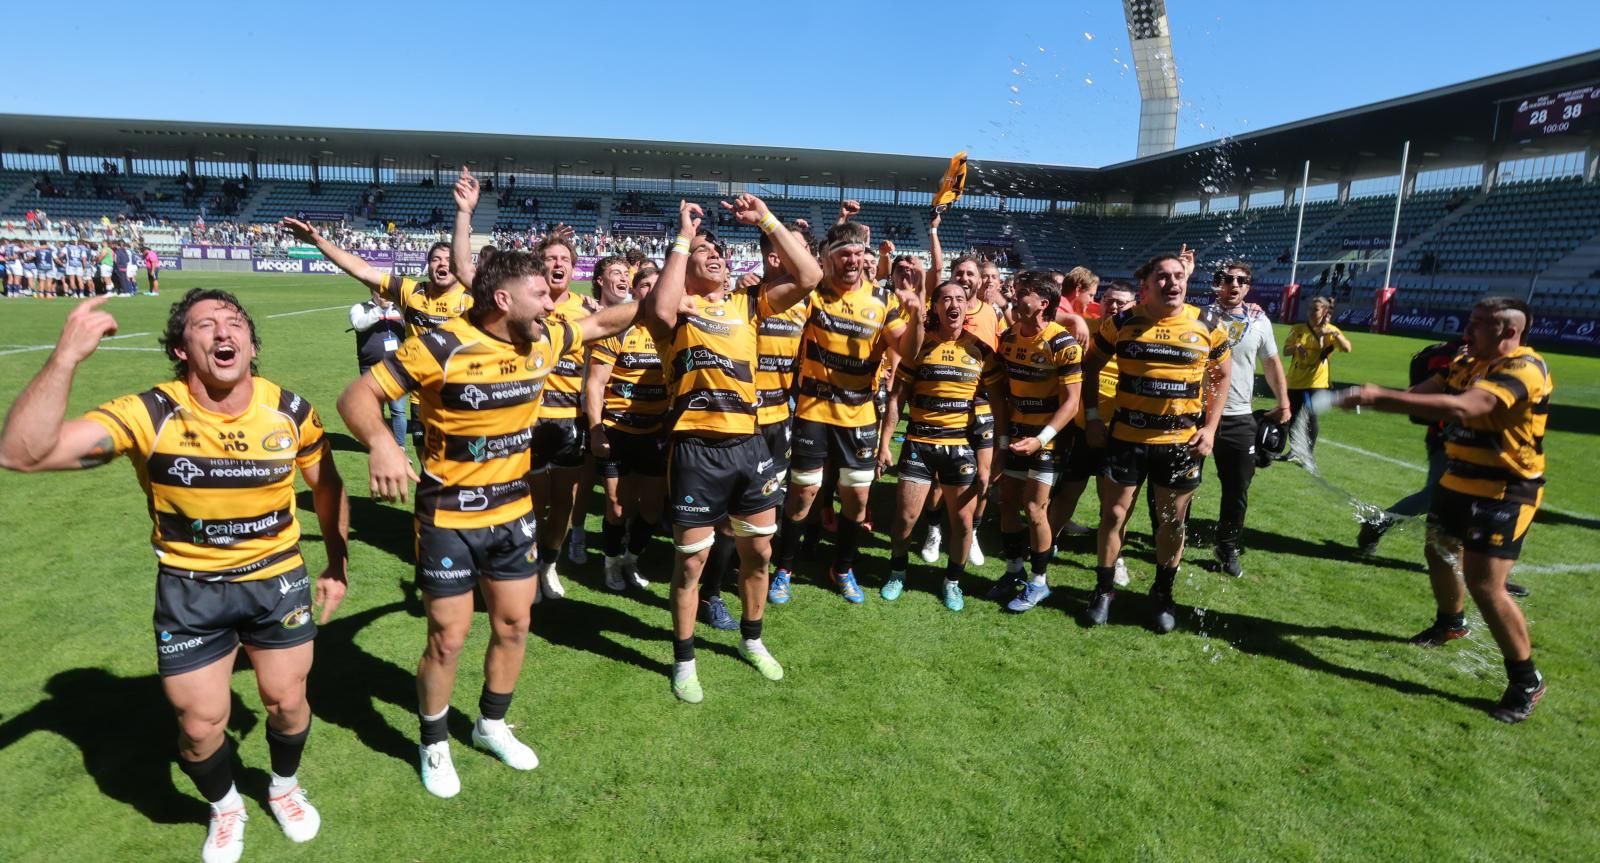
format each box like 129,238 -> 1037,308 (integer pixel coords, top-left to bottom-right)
2,237 -> 160,298
0,168 -> 1556,863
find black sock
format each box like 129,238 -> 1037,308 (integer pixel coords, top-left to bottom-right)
673,636 -> 696,663
1030,549 -> 1052,577
1001,529 -> 1027,562
889,553 -> 909,572
627,515 -> 655,556
478,686 -> 513,722
419,709 -> 449,746
1438,610 -> 1468,629
601,518 -> 626,557
178,738 -> 235,803
834,518 -> 860,574
739,617 -> 763,642
1095,565 -> 1116,592
1506,657 -> 1540,689
537,545 -> 560,567
1154,565 -> 1178,594
703,533 -> 735,598
945,559 -> 966,582
265,724 -> 309,779
775,518 -> 802,571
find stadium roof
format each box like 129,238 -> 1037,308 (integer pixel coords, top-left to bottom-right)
3,50 -> 1597,204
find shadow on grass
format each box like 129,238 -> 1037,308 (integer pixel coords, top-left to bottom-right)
530,594 -> 738,677
297,489 -> 415,565
1534,507 -> 1600,531
301,586 -> 430,765
0,667 -> 262,825
1242,526 -> 1422,573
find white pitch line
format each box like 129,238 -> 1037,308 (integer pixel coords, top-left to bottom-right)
1320,437 -> 1599,522
1513,563 -> 1600,575
266,305 -> 347,319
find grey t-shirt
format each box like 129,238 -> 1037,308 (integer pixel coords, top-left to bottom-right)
1217,304 -> 1277,416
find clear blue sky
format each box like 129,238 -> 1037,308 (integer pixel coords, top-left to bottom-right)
3,1 -> 1595,168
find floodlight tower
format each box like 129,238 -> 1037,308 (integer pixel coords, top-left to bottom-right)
1123,0 -> 1180,157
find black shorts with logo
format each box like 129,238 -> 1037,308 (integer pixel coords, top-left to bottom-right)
761,420 -> 793,479
899,440 -> 979,486
153,564 -> 316,677
1061,424 -> 1106,485
668,434 -> 783,527
414,513 -> 538,597
530,417 -> 587,471
1103,437 -> 1205,491
967,412 -> 996,451
596,426 -> 666,479
1428,485 -> 1538,560
790,417 -> 878,473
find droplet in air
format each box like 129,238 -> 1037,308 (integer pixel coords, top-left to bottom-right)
1009,85 -> 1020,93
1083,31 -> 1094,40
1084,75 -> 1094,85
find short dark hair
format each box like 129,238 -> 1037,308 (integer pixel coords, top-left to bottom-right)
467,251 -> 547,326
427,241 -> 451,261
160,288 -> 260,379
477,244 -> 498,267
1134,254 -> 1183,283
949,254 -> 981,274
1015,271 -> 1061,318
592,255 -> 629,296
1475,296 -> 1534,345
1102,279 -> 1138,300
1213,260 -> 1252,280
631,264 -> 658,290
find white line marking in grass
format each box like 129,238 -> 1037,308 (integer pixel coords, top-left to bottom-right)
0,330 -> 154,357
1321,438 -> 1599,522
1514,563 -> 1600,575
266,305 -> 347,319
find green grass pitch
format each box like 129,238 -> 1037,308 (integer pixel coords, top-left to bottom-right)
1,272 -> 1597,861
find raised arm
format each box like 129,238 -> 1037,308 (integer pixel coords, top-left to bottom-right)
875,239 -> 894,283
577,300 -> 642,345
281,217 -> 383,289
836,199 -> 861,226
641,201 -> 699,342
0,296 -> 124,473
723,194 -> 822,312
451,168 -> 479,289
925,211 -> 944,294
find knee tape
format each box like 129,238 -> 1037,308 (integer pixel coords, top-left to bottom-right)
674,535 -> 716,555
730,517 -> 778,537
789,466 -> 824,487
838,467 -> 877,488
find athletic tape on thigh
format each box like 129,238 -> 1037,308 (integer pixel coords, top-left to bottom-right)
838,467 -> 877,488
730,517 -> 778,537
674,535 -> 716,554
789,466 -> 824,487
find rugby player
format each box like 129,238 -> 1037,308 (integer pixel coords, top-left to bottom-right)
1338,297 -> 1552,723
454,170 -> 599,598
585,264 -> 664,592
877,281 -> 1007,609
339,251 -> 639,795
1081,254 -> 1232,633
1049,280 -> 1138,582
767,212 -> 922,605
640,197 -> 821,703
1,291 -> 350,863
1207,262 -> 1291,577
987,272 -> 1084,613
282,215 -> 467,342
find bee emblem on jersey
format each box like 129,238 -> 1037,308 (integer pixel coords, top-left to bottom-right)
261,430 -> 295,452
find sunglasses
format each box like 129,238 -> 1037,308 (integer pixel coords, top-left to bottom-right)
1214,274 -> 1251,286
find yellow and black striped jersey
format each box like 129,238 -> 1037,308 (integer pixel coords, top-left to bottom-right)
540,290 -> 600,420
1283,322 -> 1345,389
998,322 -> 1083,450
1074,355 -> 1119,429
589,325 -> 668,434
377,274 -> 473,341
1436,346 -> 1552,504
1090,304 -> 1230,445
661,291 -> 775,437
754,285 -> 810,427
85,378 -> 327,582
371,315 -> 583,528
896,332 -> 1005,445
795,278 -> 908,428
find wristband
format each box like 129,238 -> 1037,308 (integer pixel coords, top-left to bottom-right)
1036,426 -> 1058,447
670,236 -> 691,256
1084,407 -> 1100,421
996,435 -> 1009,448
757,212 -> 782,235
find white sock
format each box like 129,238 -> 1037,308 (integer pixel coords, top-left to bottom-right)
673,659 -> 697,681
741,638 -> 769,656
1029,575 -> 1047,587
420,706 -> 449,723
943,578 -> 959,590
214,784 -> 244,812
476,716 -> 507,735
269,772 -> 298,796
